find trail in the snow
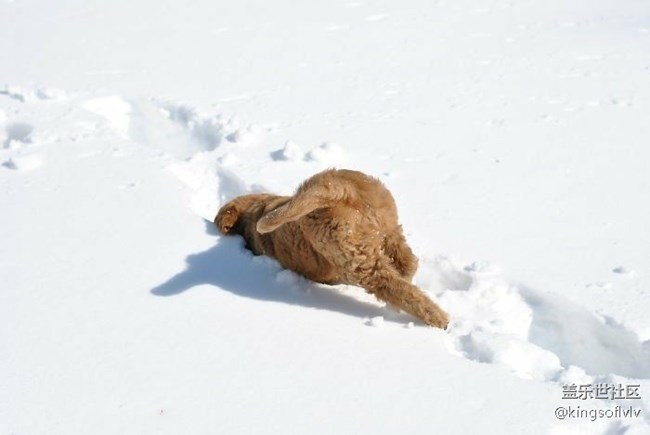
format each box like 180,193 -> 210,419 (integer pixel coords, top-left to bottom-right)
76,92 -> 650,378
119,95 -> 650,387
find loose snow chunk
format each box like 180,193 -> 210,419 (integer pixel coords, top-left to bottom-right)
226,126 -> 257,144
3,153 -> 44,171
585,282 -> 612,291
1,85 -> 35,102
612,266 -> 634,276
306,142 -> 346,164
367,316 -> 385,327
36,87 -> 67,101
272,141 -> 304,161
218,152 -> 240,166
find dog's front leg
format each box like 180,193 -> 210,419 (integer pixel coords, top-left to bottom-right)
215,204 -> 240,234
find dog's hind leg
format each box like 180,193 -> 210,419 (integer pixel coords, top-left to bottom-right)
382,229 -> 418,281
357,262 -> 449,329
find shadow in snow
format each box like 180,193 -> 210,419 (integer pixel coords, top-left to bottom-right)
151,221 -> 413,324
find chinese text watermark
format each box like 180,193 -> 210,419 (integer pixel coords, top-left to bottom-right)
555,384 -> 643,422
561,383 -> 641,400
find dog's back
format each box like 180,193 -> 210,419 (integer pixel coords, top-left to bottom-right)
258,169 -> 398,234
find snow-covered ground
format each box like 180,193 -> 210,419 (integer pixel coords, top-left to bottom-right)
1,0 -> 649,434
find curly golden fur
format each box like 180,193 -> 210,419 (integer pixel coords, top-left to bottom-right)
214,169 -> 449,329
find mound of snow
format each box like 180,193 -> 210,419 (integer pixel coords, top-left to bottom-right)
271,140 -> 304,162
305,142 -> 346,164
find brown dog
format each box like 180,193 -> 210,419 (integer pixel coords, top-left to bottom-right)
214,169 -> 449,329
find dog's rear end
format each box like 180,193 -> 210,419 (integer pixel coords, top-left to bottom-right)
216,169 -> 449,329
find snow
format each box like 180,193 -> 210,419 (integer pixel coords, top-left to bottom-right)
2,0 -> 650,434
305,142 -> 347,164
271,140 -> 304,162
81,96 -> 132,138
2,153 -> 44,171
368,316 -> 385,328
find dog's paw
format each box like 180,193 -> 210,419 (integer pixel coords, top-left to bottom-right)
424,308 -> 450,330
214,204 -> 239,234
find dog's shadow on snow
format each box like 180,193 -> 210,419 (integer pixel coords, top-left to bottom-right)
151,221 -> 413,324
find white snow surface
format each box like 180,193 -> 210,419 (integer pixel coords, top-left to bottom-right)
1,0 -> 650,434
